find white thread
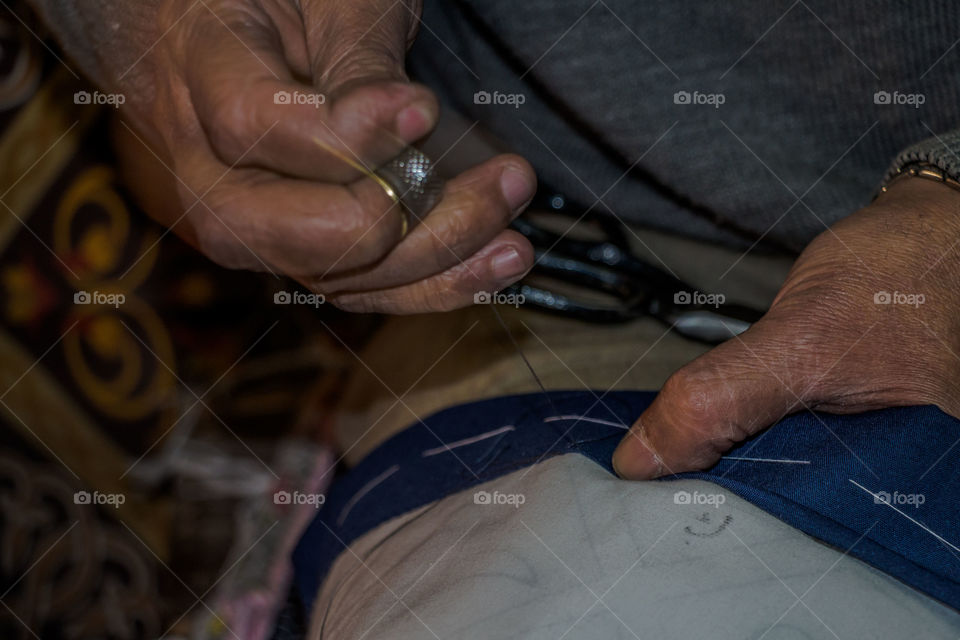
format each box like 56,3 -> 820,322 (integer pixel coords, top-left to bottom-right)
849,479 -> 960,554
421,425 -> 516,457
337,464 -> 400,526
543,415 -> 628,429
724,457 -> 811,464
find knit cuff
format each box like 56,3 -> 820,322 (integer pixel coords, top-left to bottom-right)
26,0 -> 159,94
882,129 -> 960,187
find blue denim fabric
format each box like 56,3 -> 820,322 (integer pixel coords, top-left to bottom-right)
292,391 -> 960,612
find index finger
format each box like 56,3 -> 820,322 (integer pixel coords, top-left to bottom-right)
182,4 -> 437,182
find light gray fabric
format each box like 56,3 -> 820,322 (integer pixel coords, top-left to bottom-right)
409,1 -> 960,251
310,454 -> 960,639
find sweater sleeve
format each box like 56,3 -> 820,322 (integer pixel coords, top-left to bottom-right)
26,0 -> 160,98
882,130 -> 960,187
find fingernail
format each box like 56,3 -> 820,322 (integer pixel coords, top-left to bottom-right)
499,165 -> 535,214
490,247 -> 528,282
395,102 -> 436,141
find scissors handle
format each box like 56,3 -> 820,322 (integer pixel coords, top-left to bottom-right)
507,198 -> 768,343
657,302 -> 762,343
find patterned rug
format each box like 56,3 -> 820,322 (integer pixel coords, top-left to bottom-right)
0,4 -> 366,637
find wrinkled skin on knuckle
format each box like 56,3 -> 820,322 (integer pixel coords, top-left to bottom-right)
659,368 -> 726,439
305,2 -> 410,89
324,46 -> 406,91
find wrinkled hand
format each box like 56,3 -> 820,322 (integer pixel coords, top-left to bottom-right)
613,177 -> 960,479
113,0 -> 535,312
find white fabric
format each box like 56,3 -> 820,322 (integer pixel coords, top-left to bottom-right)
308,454 -> 960,639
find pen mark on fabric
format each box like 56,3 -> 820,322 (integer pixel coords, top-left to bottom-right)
684,513 -> 733,538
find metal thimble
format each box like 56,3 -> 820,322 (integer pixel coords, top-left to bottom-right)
374,146 -> 445,224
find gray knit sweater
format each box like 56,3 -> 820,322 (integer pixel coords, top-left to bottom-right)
30,0 -> 960,251
409,1 -> 960,250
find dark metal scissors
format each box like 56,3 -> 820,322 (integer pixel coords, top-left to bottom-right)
504,189 -> 765,344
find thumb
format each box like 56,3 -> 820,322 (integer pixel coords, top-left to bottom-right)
612,319 -> 815,480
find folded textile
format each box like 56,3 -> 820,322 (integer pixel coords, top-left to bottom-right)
293,391 -> 960,613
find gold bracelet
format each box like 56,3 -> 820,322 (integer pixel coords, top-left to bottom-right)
881,162 -> 960,194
